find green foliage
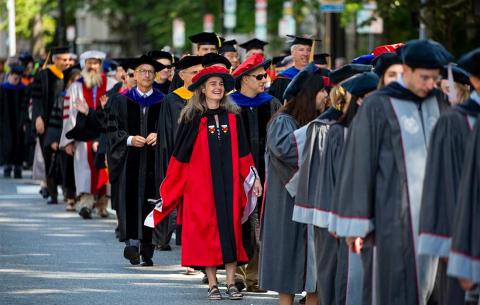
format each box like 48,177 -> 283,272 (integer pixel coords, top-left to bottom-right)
0,0 -> 57,46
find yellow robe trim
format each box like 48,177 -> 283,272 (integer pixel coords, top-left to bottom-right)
47,65 -> 64,80
173,87 -> 193,100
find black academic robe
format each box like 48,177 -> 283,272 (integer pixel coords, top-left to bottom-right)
448,113 -> 480,288
106,92 -> 162,245
330,82 -> 450,305
153,88 -> 190,246
0,83 -> 27,166
153,80 -> 171,95
418,98 -> 480,305
237,96 -> 281,182
168,72 -> 183,93
31,68 -> 64,131
31,68 -> 64,180
268,77 -> 291,102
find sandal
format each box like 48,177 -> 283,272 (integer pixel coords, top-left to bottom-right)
208,285 -> 222,300
226,284 -> 243,300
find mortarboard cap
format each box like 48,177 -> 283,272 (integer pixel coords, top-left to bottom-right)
19,52 -> 34,63
146,50 -> 175,64
329,64 -> 373,84
188,32 -> 224,48
457,48 -> 480,78
201,53 -> 232,69
283,63 -> 326,101
51,46 -> 70,55
441,64 -> 471,86
112,58 -> 138,71
399,39 -> 454,69
9,64 -> 25,75
351,54 -> 374,65
174,56 -> 203,71
132,55 -> 167,72
102,59 -> 117,73
372,52 -> 402,76
219,40 -> 237,55
314,53 -> 330,65
341,72 -> 379,97
287,35 -> 321,47
239,38 -> 268,51
272,56 -> 287,66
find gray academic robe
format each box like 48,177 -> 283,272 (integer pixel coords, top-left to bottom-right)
259,113 -> 312,294
329,84 -> 449,305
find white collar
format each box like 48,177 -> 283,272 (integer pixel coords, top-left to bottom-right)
136,87 -> 153,97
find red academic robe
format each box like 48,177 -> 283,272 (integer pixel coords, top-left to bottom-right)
149,111 -> 257,267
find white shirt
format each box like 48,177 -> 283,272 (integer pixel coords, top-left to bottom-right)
127,87 -> 154,146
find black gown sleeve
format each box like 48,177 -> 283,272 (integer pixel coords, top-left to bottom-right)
314,124 -> 344,229
447,115 -> 480,284
105,94 -> 129,184
418,111 -> 470,258
329,97 -> 385,238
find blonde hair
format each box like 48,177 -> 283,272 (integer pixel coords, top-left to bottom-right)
455,83 -> 470,104
179,87 -> 240,123
329,85 -> 349,111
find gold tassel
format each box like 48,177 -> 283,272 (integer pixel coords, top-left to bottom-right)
42,51 -> 51,70
309,40 -> 316,63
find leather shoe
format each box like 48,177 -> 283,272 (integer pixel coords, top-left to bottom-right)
141,256 -> 153,266
246,285 -> 267,293
47,198 -> 58,205
157,244 -> 172,251
124,246 -> 140,265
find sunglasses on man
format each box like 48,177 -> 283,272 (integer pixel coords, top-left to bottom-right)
248,73 -> 268,81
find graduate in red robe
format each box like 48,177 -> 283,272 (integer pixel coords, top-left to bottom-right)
146,66 -> 262,300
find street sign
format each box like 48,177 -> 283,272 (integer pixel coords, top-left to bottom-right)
320,0 -> 345,13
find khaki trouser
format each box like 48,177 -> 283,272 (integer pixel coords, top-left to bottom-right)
235,245 -> 259,287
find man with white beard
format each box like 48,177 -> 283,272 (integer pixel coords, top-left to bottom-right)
59,51 -> 117,219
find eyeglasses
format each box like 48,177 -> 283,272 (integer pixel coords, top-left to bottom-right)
248,73 -> 268,81
136,69 -> 155,76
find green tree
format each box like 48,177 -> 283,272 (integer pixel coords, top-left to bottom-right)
0,0 -> 57,54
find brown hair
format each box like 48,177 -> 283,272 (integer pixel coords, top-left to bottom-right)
273,73 -> 324,126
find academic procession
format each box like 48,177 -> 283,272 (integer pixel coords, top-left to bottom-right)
0,1 -> 479,304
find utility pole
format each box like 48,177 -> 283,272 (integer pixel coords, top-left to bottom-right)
7,0 -> 16,56
419,0 -> 427,39
57,0 -> 66,45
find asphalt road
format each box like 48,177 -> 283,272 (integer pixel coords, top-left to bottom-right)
0,173 -> 283,305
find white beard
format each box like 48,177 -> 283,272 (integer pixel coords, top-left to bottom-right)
81,69 -> 103,88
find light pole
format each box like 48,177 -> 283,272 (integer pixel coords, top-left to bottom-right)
419,0 -> 427,39
7,0 -> 16,56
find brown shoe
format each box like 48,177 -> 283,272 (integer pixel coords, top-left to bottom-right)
246,285 -> 267,293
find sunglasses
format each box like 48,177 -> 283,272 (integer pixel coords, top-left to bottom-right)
248,73 -> 268,81
128,73 -> 134,78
